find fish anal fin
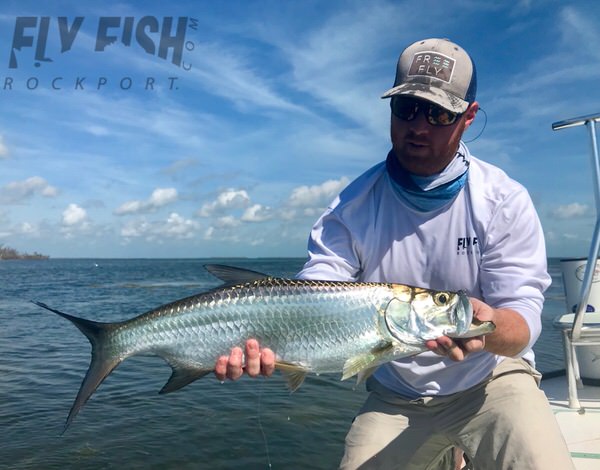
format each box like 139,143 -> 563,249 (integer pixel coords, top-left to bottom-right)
159,358 -> 212,394
342,342 -> 394,381
275,361 -> 309,392
356,366 -> 378,386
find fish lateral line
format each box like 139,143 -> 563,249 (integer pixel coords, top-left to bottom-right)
32,265 -> 475,432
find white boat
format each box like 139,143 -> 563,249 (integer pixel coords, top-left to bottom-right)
544,113 -> 600,469
541,372 -> 600,469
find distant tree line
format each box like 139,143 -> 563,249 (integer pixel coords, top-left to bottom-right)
0,245 -> 49,260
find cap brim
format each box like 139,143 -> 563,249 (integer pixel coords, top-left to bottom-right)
381,83 -> 469,113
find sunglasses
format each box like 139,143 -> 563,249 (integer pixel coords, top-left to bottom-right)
390,96 -> 462,126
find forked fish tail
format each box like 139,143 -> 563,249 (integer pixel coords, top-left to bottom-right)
32,301 -> 123,434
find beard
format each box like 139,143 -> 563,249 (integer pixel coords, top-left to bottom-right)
390,119 -> 465,176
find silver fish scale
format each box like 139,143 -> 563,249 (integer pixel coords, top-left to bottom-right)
113,279 -> 396,373
35,269 -> 477,431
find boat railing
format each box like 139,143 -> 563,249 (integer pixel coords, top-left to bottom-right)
552,112 -> 600,411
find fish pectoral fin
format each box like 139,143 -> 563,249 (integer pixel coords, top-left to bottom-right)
159,359 -> 213,394
275,361 -> 309,392
342,343 -> 394,381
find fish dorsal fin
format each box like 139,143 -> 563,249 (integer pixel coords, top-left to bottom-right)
275,361 -> 309,392
342,342 -> 394,381
159,358 -> 212,394
204,264 -> 270,285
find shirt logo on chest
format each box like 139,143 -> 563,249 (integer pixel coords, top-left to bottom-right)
457,236 -> 479,255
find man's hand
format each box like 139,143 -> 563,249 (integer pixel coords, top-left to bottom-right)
214,339 -> 276,381
425,335 -> 486,361
425,297 -> 495,361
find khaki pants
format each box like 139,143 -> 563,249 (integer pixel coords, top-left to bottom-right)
339,358 -> 574,470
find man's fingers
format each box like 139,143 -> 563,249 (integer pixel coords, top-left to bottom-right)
213,341 -> 276,381
460,336 -> 485,355
260,347 -> 275,376
215,355 -> 228,381
426,337 -> 466,361
245,339 -> 261,377
425,339 -> 445,356
226,346 -> 244,380
444,342 -> 465,361
247,340 -> 276,377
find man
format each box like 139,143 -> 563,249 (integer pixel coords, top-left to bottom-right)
215,38 -> 574,469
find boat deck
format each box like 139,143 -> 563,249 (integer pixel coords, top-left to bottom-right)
541,375 -> 600,469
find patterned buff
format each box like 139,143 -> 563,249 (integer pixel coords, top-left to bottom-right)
386,141 -> 470,212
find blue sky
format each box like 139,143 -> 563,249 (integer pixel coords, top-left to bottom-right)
0,0 -> 599,258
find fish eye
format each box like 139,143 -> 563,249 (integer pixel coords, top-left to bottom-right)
434,293 -> 449,305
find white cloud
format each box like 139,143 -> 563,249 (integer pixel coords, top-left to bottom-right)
215,215 -> 240,228
551,202 -> 589,219
115,188 -> 178,215
287,177 -> 350,209
560,7 -> 600,61
120,213 -> 199,241
61,203 -> 90,239
198,189 -> 250,217
19,222 -> 39,236
120,219 -> 150,238
2,2 -> 597,259
189,42 -> 304,114
84,125 -> 110,136
274,2 -> 420,134
0,135 -> 8,158
149,188 -> 178,206
502,6 -> 600,100
203,225 -> 241,243
115,200 -> 143,215
62,203 -> 88,226
0,176 -> 58,204
241,204 -> 273,222
163,213 -> 199,239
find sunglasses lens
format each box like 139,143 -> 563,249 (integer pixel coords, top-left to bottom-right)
391,96 -> 462,126
428,106 -> 459,126
390,97 -> 418,121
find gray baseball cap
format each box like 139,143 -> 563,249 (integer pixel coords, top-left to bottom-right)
381,38 -> 477,113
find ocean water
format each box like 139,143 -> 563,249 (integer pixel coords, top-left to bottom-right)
0,258 -> 568,469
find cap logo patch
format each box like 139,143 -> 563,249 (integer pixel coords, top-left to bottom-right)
408,52 -> 455,83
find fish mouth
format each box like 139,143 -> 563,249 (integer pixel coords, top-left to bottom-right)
449,319 -> 496,339
454,290 -> 473,335
446,293 -> 496,339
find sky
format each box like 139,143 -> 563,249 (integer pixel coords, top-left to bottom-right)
1,0 -> 600,259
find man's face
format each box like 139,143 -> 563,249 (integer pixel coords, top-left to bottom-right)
390,99 -> 478,176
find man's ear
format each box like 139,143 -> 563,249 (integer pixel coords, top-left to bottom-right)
464,102 -> 479,128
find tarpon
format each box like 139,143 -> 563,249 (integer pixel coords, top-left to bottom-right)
34,264 -> 495,432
